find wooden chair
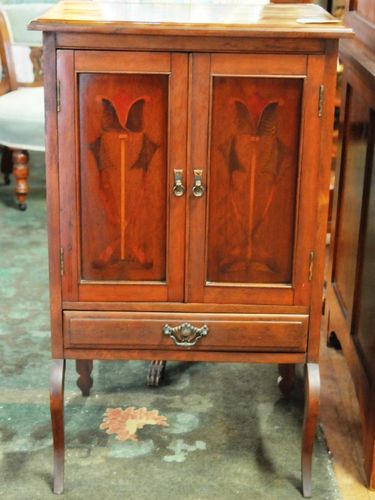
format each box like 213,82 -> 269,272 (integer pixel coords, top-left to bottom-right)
0,5 -> 47,210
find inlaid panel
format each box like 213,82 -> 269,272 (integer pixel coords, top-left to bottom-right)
207,77 -> 302,284
333,87 -> 369,315
78,73 -> 168,282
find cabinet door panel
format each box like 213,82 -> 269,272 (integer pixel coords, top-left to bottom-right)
207,76 -> 302,285
188,53 -> 323,305
58,50 -> 188,302
79,72 -> 168,283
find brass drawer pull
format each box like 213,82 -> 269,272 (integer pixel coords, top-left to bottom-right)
163,322 -> 209,347
192,169 -> 205,198
172,169 -> 185,197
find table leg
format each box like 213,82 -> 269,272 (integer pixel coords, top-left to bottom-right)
277,363 -> 295,397
50,359 -> 66,494
301,362 -> 320,498
76,360 -> 94,397
147,360 -> 166,387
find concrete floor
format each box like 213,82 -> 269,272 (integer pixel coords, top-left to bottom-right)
0,153 -> 341,499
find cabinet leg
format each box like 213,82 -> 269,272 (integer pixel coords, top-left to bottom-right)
147,360 -> 166,387
301,363 -> 320,498
76,360 -> 94,397
277,363 -> 295,397
50,359 -> 66,495
12,150 -> 29,210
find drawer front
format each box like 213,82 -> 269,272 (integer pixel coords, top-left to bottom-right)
63,311 -> 308,352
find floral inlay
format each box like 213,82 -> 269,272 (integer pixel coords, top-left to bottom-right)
100,407 -> 168,441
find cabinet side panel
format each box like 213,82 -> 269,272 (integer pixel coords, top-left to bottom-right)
44,34 -> 63,357
332,86 -> 369,316
353,110 -> 375,382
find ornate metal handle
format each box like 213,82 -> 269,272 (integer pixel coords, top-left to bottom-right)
163,322 -> 209,347
172,169 -> 185,197
192,169 -> 205,198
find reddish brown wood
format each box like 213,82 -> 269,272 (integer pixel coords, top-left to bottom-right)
43,31 -> 64,359
12,150 -> 29,210
63,311 -> 309,352
64,348 -> 307,365
76,360 -> 93,396
307,41 -> 339,362
62,301 -> 309,314
301,363 -> 320,498
50,359 -> 65,494
326,13 -> 375,486
55,33 -> 327,55
30,2 -> 349,494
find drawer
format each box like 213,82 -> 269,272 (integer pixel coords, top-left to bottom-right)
63,311 -> 309,352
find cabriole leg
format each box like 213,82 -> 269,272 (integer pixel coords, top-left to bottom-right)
301,362 -> 320,498
50,359 -> 66,494
76,360 -> 94,397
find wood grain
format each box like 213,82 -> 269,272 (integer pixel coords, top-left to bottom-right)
28,1 -> 352,38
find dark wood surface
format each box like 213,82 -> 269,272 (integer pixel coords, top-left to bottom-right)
30,1 -> 349,494
326,0 -> 375,488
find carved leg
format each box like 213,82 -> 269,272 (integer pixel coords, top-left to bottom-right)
277,363 -> 295,397
50,359 -> 66,495
301,363 -> 320,498
76,360 -> 94,397
147,360 -> 166,387
1,146 -> 13,185
12,150 -> 29,210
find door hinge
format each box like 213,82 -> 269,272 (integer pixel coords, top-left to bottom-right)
318,85 -> 325,118
60,247 -> 64,276
309,251 -> 315,281
57,80 -> 61,113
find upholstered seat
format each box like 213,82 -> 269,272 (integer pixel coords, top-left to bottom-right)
0,87 -> 44,151
0,4 -> 50,209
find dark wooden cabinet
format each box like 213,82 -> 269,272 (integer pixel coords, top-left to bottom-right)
30,1 -> 350,495
326,0 -> 375,489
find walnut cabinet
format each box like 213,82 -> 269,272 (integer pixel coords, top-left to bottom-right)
29,1 -> 351,496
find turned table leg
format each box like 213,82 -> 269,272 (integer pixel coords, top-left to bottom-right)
76,360 -> 94,397
301,363 -> 320,498
147,360 -> 166,387
277,363 -> 296,397
50,359 -> 66,495
12,150 -> 29,211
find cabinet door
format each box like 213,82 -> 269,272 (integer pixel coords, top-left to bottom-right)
57,51 -> 188,302
187,54 -> 324,305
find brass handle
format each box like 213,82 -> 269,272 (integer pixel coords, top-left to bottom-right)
192,169 -> 205,198
172,169 -> 185,197
163,322 -> 209,347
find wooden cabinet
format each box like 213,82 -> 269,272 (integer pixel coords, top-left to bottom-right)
29,1 -> 351,496
326,0 -> 375,488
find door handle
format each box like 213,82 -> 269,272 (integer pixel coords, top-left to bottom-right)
172,169 -> 185,197
192,169 -> 205,198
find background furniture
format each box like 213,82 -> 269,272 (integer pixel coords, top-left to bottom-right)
0,4 -> 49,209
30,1 -> 350,495
326,0 -> 375,490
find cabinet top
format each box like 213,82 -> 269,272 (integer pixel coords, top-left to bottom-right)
29,1 -> 352,38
